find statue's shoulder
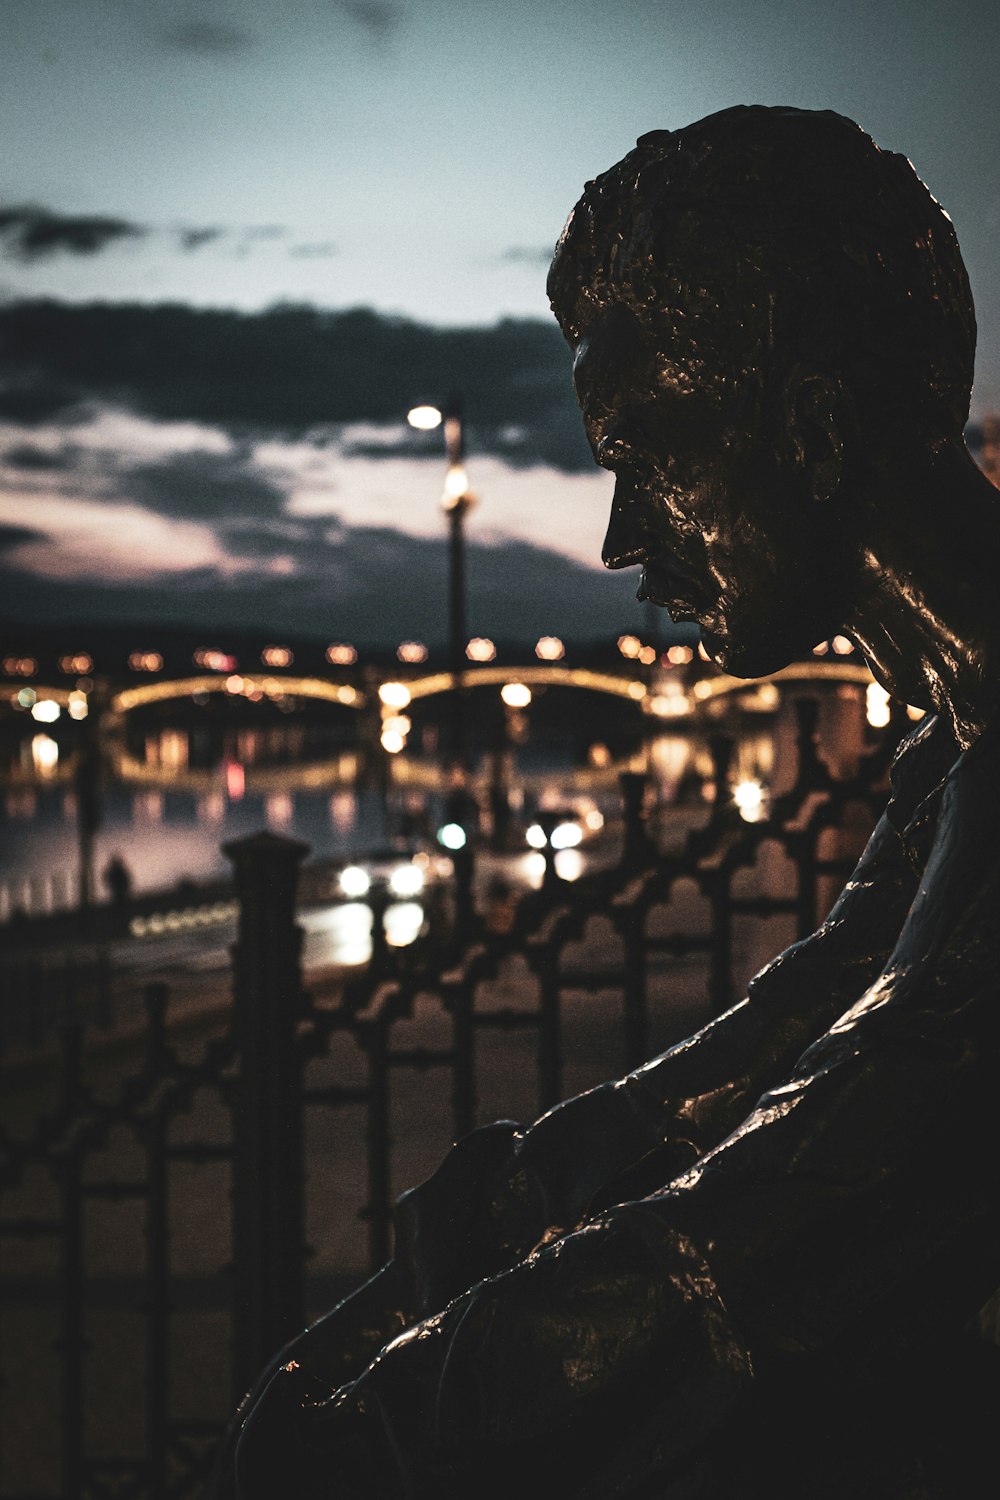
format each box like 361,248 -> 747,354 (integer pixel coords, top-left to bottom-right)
885,712 -> 958,853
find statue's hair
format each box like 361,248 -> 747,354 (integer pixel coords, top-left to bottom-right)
548,106 -> 976,447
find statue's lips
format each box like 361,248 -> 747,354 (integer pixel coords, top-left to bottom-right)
637,561 -> 702,622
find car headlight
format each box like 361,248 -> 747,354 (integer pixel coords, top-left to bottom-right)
339,864 -> 371,898
388,863 -> 424,898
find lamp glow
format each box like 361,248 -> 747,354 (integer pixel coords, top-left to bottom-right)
407,405 -> 443,431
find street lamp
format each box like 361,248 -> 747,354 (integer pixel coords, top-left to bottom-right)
407,394 -> 477,768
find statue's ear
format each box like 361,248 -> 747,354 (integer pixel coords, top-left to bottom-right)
787,374 -> 848,505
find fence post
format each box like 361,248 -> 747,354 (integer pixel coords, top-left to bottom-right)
223,829 -> 310,1401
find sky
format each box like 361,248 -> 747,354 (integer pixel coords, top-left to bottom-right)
1,0 -> 998,646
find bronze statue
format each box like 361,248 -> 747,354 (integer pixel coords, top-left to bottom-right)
218,107 -> 1000,1497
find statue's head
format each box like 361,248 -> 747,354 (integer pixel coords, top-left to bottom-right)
548,106 -> 977,676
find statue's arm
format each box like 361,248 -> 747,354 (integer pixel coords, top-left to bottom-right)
494,807 -> 919,1244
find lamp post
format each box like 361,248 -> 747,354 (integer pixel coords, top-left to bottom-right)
407,395 -> 477,769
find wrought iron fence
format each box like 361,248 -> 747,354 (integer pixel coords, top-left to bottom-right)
0,699 -> 903,1500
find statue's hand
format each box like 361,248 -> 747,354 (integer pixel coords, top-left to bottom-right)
272,1204 -> 751,1498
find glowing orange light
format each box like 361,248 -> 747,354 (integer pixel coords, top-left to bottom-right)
832,636 -> 854,655
59,653 -> 93,674
261,645 -> 293,668
326,643 -> 357,665
397,641 -> 428,664
666,645 -> 693,665
535,636 -> 564,661
225,760 -> 245,799
617,634 -> 641,659
4,657 -> 37,677
638,645 -> 656,666
466,637 -> 495,662
501,682 -> 531,708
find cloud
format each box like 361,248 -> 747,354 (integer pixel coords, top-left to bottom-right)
2,441 -> 72,471
501,246 -> 555,266
0,206 -> 145,261
333,1 -> 401,48
289,242 -> 338,259
0,301 -> 593,471
178,226 -> 224,252
159,21 -> 257,56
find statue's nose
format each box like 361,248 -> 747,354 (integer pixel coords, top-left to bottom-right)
602,483 -> 645,571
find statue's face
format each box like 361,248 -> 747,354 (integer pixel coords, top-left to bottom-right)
571,299 -> 851,678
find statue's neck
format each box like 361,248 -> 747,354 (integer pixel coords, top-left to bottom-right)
846,442 -> 1000,751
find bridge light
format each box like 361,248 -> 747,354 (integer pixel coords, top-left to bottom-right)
388,864 -> 424,898
380,729 -> 406,754
336,685 -> 358,705
68,690 -> 89,720
59,653 -> 93,674
638,645 -> 656,666
666,645 -> 693,665
4,656 -> 37,677
466,637 -> 495,662
383,714 -> 411,736
326,643 -> 357,666
261,645 -> 294,668
535,636 -> 564,661
500,682 -> 531,709
339,864 -> 371,898
627,682 -> 646,701
225,675 -> 245,695
407,404 -> 443,431
379,681 -> 411,710
617,634 -> 641,660
525,823 -> 547,849
397,641 -> 428,664
550,820 -> 583,850
31,699 -> 60,723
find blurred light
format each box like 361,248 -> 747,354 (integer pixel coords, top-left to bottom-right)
692,680 -> 713,700
501,682 -> 531,708
4,656 -> 37,677
617,634 -> 641,659
812,641 -> 830,656
733,779 -> 766,822
339,864 -> 371,898
384,901 -> 424,947
584,808 -> 605,831
627,682 -> 646,701
225,674 -> 245,695
550,820 -> 583,850
266,792 -> 294,829
832,635 -> 854,655
588,743 -> 610,768
866,682 -> 891,728
67,690 -> 89,721
225,760 -> 245,800
31,699 -> 60,723
756,683 -> 780,710
466,637 -> 495,662
438,822 -> 467,850
523,851 -> 546,886
194,648 -> 237,672
442,463 -> 475,509
649,690 -> 690,718
16,687 -> 36,709
666,645 -> 693,665
697,641 -> 711,662
261,645 -> 293,667
129,651 -> 163,672
535,636 -> 564,661
381,729 -> 405,754
384,714 -> 411,736
336,684 -> 358,704
59,653 -> 93,674
638,645 -> 656,666
389,863 -> 425,898
379,681 -> 412,709
326,643 -> 357,665
407,404 -> 443,430
554,848 -> 584,882
525,823 -> 547,849
397,641 -> 428,663
31,733 -> 59,774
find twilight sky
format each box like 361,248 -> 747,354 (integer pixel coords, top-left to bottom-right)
2,0 -> 998,645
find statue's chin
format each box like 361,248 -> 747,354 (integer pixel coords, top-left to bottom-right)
700,627 -> 797,681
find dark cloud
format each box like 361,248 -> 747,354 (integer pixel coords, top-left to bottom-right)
334,2 -> 401,48
0,206 -> 145,260
0,524 -> 650,647
289,242 -> 338,259
0,382 -> 82,426
128,451 -> 287,522
178,226 -> 224,252
160,21 -> 257,56
2,442 -> 70,471
0,301 -> 592,471
501,246 -> 555,266
0,522 -> 42,552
